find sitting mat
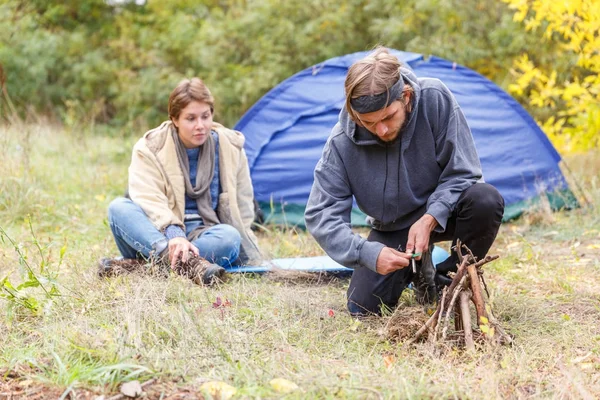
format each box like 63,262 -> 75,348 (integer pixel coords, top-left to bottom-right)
227,246 -> 450,274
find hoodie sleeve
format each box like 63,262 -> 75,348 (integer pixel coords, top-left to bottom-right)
427,99 -> 482,232
305,139 -> 384,272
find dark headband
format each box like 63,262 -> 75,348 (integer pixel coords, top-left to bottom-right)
350,79 -> 403,114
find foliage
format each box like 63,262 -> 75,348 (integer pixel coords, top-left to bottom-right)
0,219 -> 64,317
503,0 -> 600,152
0,0 -> 556,130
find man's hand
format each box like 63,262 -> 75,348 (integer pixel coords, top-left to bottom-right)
376,247 -> 411,275
168,237 -> 200,269
406,214 -> 439,260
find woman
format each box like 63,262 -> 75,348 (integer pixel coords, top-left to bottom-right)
101,78 -> 263,284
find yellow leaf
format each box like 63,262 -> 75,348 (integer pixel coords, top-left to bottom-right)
199,381 -> 237,400
480,324 -> 490,334
270,378 -> 299,394
95,194 -> 105,202
479,316 -> 489,325
383,354 -> 396,369
489,327 -> 495,337
586,244 -> 600,249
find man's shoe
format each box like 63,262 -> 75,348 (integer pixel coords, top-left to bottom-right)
98,257 -> 147,277
175,255 -> 226,286
413,246 -> 438,305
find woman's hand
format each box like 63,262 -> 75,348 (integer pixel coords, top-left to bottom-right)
375,247 -> 411,275
168,237 -> 200,269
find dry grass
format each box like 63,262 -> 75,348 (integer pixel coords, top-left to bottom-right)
1,123 -> 600,399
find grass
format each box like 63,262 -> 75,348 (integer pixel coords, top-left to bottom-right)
1,122 -> 599,399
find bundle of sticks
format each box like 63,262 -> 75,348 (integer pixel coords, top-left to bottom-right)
409,240 -> 513,350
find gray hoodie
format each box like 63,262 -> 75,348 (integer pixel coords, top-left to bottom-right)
305,68 -> 482,272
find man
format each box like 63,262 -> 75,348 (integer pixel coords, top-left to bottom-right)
305,48 -> 504,316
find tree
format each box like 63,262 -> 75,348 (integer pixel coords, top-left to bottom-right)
503,0 -> 600,152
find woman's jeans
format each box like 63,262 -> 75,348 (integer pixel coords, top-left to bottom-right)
107,197 -> 241,268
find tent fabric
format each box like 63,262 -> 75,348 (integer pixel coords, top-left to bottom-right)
235,50 -> 577,227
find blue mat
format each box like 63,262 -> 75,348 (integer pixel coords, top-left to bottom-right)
228,246 -> 450,275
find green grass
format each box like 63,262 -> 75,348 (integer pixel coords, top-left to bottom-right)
1,122 -> 600,398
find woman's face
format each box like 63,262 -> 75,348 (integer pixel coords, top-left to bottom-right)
173,101 -> 213,148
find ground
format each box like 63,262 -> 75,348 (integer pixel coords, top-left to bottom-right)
0,124 -> 599,399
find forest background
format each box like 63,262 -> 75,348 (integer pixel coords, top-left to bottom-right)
1,0 -> 598,154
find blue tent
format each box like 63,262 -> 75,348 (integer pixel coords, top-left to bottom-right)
235,50 -> 577,227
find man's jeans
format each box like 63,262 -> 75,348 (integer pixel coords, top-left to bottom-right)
107,197 -> 241,267
347,183 -> 505,316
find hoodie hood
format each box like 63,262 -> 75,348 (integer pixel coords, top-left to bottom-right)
340,67 -> 422,147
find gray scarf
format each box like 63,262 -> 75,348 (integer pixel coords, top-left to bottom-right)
172,128 -> 220,228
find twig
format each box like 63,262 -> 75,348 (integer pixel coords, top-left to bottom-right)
442,276 -> 465,340
480,272 -> 490,298
460,291 -> 475,352
409,309 -> 440,343
431,288 -> 448,342
462,243 -> 477,263
454,239 -> 464,264
443,256 -> 472,314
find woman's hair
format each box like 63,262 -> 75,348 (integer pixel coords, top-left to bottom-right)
168,78 -> 214,120
344,47 -> 413,123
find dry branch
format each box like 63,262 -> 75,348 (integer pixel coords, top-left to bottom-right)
409,243 -> 509,351
460,291 -> 475,351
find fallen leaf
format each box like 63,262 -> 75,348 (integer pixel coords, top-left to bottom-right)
383,354 -> 396,369
507,242 -> 520,249
120,380 -> 143,398
571,352 -> 592,364
213,297 -> 232,308
270,378 -> 299,393
580,362 -> 594,370
586,244 -> 600,249
479,325 -> 490,334
543,231 -> 559,237
200,381 -> 237,399
328,309 -> 335,317
479,316 -> 489,325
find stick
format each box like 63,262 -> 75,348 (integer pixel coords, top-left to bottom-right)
409,309 -> 440,343
454,239 -> 464,264
454,302 -> 463,332
460,291 -> 475,352
467,263 -> 488,325
431,288 -> 448,342
442,256 -> 472,313
442,276 -> 465,340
